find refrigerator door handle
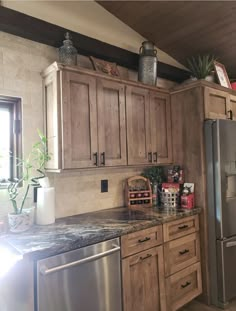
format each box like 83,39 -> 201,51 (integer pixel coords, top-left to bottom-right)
226,241 -> 236,248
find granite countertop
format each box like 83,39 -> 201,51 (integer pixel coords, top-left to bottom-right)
1,206 -> 201,261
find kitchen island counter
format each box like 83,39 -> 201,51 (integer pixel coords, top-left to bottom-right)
1,206 -> 201,260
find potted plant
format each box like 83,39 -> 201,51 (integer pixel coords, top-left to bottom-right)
7,129 -> 51,232
142,166 -> 165,205
186,55 -> 216,81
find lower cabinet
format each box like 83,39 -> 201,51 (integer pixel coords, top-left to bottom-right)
122,245 -> 166,311
121,215 -> 202,311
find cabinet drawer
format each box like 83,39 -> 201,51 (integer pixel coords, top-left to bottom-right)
163,215 -> 199,242
121,226 -> 163,258
164,232 -> 200,276
166,262 -> 202,311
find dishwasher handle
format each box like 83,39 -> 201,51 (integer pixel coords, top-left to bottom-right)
40,245 -> 120,276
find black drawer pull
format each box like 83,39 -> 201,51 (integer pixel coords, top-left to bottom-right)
181,281 -> 191,289
100,152 -> 105,165
93,152 -> 98,166
140,253 -> 152,261
179,249 -> 190,255
148,152 -> 152,163
178,224 -> 189,230
228,110 -> 233,120
138,237 -> 151,243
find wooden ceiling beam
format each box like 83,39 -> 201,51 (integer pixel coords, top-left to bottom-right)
0,6 -> 190,83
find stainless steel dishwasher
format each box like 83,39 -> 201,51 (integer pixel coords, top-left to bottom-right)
36,238 -> 122,311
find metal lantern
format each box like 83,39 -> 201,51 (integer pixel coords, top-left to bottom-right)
59,32 -> 78,66
138,41 -> 158,86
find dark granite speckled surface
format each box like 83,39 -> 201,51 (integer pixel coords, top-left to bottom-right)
1,206 -> 201,260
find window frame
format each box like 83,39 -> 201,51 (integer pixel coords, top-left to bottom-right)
0,96 -> 22,188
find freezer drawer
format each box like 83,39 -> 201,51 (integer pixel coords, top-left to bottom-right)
217,238 -> 236,305
36,238 -> 122,311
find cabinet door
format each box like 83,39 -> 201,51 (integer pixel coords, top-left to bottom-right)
204,87 -> 230,119
126,86 -> 151,165
62,71 -> 98,168
122,246 -> 166,311
150,92 -> 172,164
229,94 -> 236,120
97,79 -> 127,166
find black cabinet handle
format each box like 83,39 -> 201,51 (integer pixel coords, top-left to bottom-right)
100,152 -> 105,165
93,152 -> 98,166
148,152 -> 152,163
179,249 -> 190,255
153,152 -> 158,162
228,110 -> 233,120
138,237 -> 151,243
178,224 -> 189,230
140,253 -> 152,261
181,281 -> 191,289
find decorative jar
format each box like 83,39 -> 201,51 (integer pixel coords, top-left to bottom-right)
138,41 -> 158,86
59,32 -> 77,66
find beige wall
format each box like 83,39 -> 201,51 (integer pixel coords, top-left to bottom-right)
0,31 -> 175,222
2,1 -> 186,70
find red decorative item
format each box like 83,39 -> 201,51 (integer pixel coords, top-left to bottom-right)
181,193 -> 195,209
231,82 -> 236,90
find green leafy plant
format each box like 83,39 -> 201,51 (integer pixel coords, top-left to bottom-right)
7,129 -> 51,214
186,55 -> 216,79
142,166 -> 165,185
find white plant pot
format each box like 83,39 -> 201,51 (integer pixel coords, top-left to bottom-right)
8,208 -> 35,233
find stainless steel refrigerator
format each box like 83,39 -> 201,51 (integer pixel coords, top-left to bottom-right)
205,119 -> 236,308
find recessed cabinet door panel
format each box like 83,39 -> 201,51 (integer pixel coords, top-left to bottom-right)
204,87 -> 230,119
97,79 -> 127,166
150,92 -> 172,164
229,94 -> 236,120
122,246 -> 166,311
62,71 -> 98,168
126,86 -> 151,165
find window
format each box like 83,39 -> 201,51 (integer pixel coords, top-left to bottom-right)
0,96 -> 22,187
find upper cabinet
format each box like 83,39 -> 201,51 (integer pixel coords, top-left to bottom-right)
126,86 -> 172,165
42,62 -> 172,170
203,84 -> 236,120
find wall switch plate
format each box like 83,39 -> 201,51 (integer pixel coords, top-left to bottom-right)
101,180 -> 108,192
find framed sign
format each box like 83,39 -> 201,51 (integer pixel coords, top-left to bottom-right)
214,61 -> 231,88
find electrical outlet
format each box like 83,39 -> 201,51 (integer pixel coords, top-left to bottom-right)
101,180 -> 108,192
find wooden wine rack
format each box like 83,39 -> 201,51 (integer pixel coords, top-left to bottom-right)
125,176 -> 152,208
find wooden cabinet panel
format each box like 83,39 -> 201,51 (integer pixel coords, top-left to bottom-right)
163,215 -> 199,242
126,86 -> 151,165
97,79 -> 127,166
121,226 -> 163,258
122,246 -> 166,311
204,87 -> 230,119
229,94 -> 236,120
44,70 -> 61,170
165,262 -> 202,311
150,92 -> 172,164
164,232 -> 200,276
62,71 -> 98,169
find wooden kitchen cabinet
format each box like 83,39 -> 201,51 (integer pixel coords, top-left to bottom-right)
121,225 -> 166,311
122,246 -> 166,311
43,62 -> 127,170
97,79 -> 127,166
204,86 -> 230,119
62,70 -> 97,169
126,86 -> 172,165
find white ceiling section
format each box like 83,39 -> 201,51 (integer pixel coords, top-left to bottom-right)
1,1 -> 185,69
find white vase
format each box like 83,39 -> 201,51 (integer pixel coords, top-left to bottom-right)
8,208 -> 35,233
36,187 -> 55,225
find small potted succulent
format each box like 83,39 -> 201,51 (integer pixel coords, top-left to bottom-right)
7,130 -> 51,232
186,55 -> 216,81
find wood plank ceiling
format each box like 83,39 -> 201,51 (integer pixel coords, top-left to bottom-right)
98,1 -> 236,79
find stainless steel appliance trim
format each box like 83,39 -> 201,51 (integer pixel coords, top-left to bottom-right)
226,241 -> 236,248
40,244 -> 120,276
204,119 -> 219,306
